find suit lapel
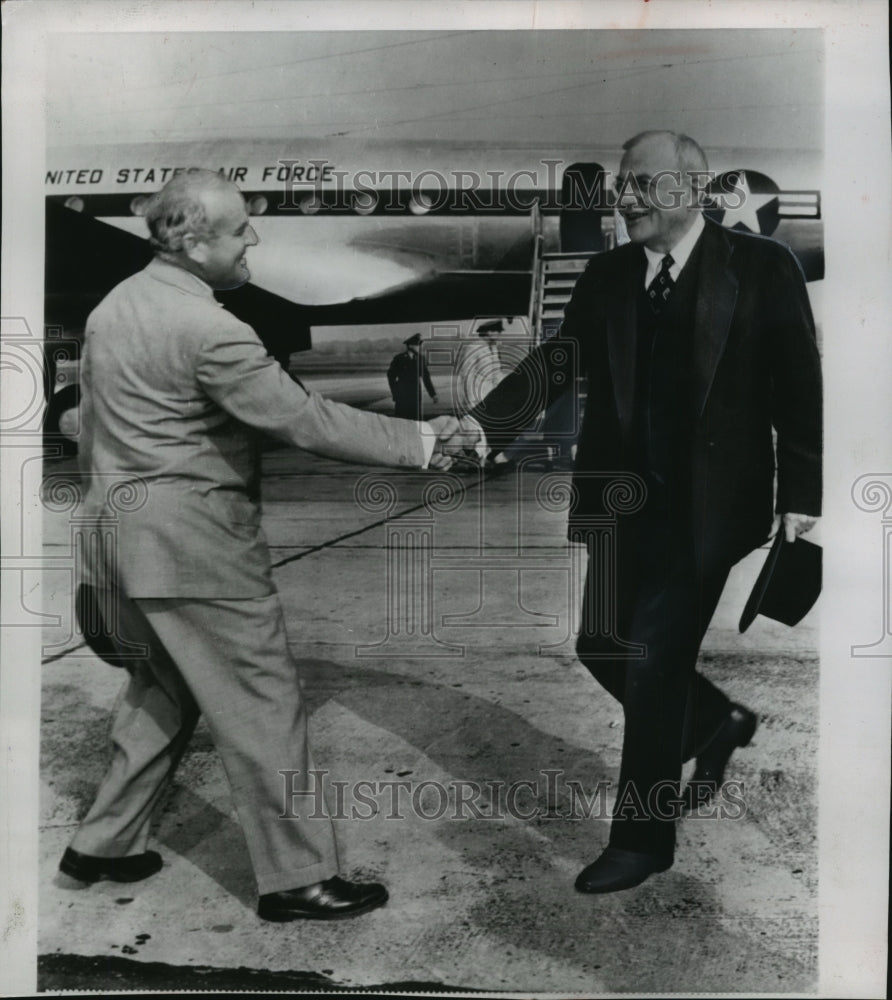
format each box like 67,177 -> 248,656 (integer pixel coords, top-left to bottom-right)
692,221 -> 738,416
606,247 -> 645,428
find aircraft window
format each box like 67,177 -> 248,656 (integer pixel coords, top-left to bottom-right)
248,195 -> 269,216
299,195 -> 323,215
64,196 -> 85,212
352,191 -> 378,215
408,193 -> 433,216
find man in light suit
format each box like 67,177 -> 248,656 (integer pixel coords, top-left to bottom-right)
61,170 -> 463,920
455,131 -> 822,893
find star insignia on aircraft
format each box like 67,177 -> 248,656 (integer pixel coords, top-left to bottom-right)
718,171 -> 779,234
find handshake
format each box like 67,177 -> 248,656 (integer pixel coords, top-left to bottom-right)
427,415 -> 488,472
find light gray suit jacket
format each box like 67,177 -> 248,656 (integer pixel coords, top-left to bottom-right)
79,258 -> 425,598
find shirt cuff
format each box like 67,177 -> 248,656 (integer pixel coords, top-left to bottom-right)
419,422 -> 436,468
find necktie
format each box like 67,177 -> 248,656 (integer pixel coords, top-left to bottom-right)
646,254 -> 675,315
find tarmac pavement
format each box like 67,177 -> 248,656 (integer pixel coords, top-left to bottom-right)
37,444 -> 820,994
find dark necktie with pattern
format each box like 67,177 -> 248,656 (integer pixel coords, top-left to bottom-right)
646,253 -> 675,315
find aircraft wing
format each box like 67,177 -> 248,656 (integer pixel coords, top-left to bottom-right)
300,269 -> 531,328
46,203 -> 533,348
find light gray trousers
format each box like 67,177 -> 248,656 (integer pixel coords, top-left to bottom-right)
70,592 -> 339,894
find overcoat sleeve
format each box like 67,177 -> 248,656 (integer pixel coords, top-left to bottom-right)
766,246 -> 823,516
468,269 -> 595,452
387,355 -> 400,395
421,358 -> 437,399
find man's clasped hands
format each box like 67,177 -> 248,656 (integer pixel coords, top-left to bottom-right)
428,415 -> 488,471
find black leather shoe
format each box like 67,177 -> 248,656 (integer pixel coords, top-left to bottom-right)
683,704 -> 758,812
59,847 -> 163,883
575,847 -> 672,894
258,876 -> 388,921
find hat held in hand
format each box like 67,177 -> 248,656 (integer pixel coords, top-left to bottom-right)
739,531 -> 822,632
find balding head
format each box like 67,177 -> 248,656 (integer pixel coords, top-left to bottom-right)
616,130 -> 708,252
144,169 -> 258,289
621,130 -> 709,178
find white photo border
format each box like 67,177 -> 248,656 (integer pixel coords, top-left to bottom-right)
2,2 -> 890,996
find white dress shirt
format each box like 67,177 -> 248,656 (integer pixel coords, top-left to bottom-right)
643,212 -> 705,288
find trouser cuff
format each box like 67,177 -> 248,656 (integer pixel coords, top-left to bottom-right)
255,858 -> 340,896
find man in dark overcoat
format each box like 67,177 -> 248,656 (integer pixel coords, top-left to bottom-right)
463,130 -> 822,892
388,332 -> 438,419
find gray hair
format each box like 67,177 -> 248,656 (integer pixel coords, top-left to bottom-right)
144,169 -> 233,253
622,130 -> 709,175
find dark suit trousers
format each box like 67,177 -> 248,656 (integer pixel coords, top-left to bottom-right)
575,506 -> 734,859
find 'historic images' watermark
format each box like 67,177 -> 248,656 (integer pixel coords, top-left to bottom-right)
279,768 -> 747,823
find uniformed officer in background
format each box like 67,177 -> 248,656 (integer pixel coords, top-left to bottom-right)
387,333 -> 438,419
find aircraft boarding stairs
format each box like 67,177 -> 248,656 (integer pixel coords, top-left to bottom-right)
530,251 -> 596,343
519,229 -> 600,464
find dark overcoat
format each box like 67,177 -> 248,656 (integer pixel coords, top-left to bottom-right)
471,219 -> 822,568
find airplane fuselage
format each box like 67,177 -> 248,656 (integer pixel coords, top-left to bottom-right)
46,139 -> 823,311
